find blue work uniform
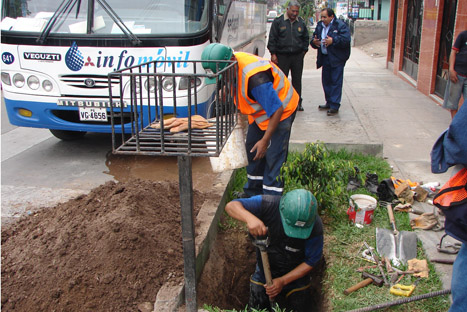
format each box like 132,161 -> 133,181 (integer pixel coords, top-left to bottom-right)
244,70 -> 296,196
235,195 -> 323,311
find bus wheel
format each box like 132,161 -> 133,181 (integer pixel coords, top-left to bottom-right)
49,129 -> 87,141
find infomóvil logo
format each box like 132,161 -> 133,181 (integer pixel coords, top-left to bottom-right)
65,42 -> 84,71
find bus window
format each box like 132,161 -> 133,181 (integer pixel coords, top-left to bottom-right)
1,0 -> 266,139
2,0 -> 209,35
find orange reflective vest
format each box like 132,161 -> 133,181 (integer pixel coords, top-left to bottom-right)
234,52 -> 299,130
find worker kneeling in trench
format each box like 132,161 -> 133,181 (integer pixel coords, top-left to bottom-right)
225,189 -> 323,311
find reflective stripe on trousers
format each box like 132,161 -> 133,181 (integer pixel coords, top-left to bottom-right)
243,112 -> 295,196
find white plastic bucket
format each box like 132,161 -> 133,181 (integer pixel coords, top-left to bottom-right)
347,194 -> 377,225
209,124 -> 248,173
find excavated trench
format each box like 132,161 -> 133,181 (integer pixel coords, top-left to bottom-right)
197,213 -> 327,311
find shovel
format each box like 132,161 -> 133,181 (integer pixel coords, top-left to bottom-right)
251,235 -> 276,309
376,204 -> 418,266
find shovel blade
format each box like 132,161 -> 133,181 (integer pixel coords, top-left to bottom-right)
399,230 -> 418,262
376,227 -> 396,261
376,228 -> 418,265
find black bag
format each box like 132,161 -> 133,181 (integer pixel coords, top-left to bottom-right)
376,178 -> 396,202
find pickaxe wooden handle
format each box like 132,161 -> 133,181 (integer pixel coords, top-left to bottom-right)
344,278 -> 374,295
260,250 -> 275,308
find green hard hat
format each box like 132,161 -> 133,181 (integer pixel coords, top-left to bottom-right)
201,43 -> 233,73
279,189 -> 317,239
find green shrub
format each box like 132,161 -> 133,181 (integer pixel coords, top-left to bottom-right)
280,142 -> 354,212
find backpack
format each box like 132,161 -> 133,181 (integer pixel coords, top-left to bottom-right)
433,167 -> 467,244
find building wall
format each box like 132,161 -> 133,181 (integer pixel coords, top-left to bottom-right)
387,0 -> 467,101
373,0 -> 391,21
380,0 -> 391,21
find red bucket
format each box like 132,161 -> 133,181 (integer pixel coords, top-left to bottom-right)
347,194 -> 377,225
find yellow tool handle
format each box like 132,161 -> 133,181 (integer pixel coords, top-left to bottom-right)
390,283 -> 416,297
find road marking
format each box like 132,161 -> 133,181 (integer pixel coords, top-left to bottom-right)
1,184 -> 88,222
1,127 -> 53,162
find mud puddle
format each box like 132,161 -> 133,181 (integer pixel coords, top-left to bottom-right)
105,154 -> 218,190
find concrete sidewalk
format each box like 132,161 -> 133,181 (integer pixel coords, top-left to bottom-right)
290,47 -> 457,291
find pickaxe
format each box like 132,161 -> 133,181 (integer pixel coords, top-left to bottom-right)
251,235 -> 275,308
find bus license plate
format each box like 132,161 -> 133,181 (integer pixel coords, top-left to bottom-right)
79,107 -> 107,122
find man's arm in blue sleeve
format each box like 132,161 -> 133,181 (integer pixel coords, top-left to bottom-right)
304,235 -> 324,267
250,82 -> 283,117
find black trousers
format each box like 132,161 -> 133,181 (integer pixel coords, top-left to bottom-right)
277,52 -> 304,104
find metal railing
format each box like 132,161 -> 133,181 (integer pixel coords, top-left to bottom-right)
108,59 -> 239,157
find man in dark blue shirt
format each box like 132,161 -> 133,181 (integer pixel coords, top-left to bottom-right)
443,30 -> 467,119
225,189 -> 323,311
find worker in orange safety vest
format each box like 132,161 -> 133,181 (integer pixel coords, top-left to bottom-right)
202,43 -> 299,197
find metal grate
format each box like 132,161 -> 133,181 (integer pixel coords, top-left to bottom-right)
60,74 -> 120,90
108,59 -> 238,157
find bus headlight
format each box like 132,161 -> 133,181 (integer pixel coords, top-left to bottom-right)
134,79 -> 141,93
27,75 -> 40,90
1,72 -> 11,85
42,80 -> 53,92
145,77 -> 156,92
162,77 -> 176,92
179,77 -> 202,90
13,73 -> 25,88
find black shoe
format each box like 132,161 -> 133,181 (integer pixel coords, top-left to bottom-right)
365,173 -> 379,194
327,109 -> 339,116
318,104 -> 330,110
232,191 -> 249,199
297,105 -> 304,111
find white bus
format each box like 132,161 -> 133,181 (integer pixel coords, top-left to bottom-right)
1,0 -> 266,140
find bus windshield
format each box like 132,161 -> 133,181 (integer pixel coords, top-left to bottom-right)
1,0 -> 208,35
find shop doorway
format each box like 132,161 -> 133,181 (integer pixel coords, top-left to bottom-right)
390,0 -> 398,62
402,0 -> 423,81
434,0 -> 458,98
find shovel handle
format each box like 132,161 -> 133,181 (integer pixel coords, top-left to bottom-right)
260,251 -> 276,307
387,204 -> 397,232
260,251 -> 273,287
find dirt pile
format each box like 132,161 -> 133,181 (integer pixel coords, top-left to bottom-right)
1,179 -> 205,312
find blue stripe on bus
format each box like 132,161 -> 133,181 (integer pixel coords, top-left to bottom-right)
4,97 -> 209,133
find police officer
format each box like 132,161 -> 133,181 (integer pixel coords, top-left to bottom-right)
267,1 -> 309,111
225,189 -> 324,311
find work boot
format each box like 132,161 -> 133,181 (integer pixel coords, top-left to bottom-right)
318,104 -> 330,110
297,98 -> 304,111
